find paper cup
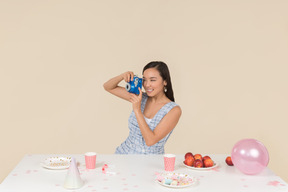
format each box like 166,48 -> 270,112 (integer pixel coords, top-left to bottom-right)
164,154 -> 176,171
85,152 -> 96,169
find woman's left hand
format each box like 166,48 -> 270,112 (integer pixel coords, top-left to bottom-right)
129,87 -> 142,112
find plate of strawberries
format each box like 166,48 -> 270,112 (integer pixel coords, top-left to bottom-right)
183,152 -> 218,170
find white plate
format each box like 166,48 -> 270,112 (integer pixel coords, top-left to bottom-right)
41,156 -> 72,170
183,161 -> 218,170
155,172 -> 197,188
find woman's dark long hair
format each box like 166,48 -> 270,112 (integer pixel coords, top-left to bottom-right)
142,61 -> 175,102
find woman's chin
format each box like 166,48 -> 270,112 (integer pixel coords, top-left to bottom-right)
146,91 -> 153,96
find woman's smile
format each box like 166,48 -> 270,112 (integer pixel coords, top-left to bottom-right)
145,88 -> 154,93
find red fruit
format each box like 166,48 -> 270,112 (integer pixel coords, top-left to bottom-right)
204,158 -> 214,167
184,156 -> 195,166
185,152 -> 193,159
225,156 -> 234,166
194,159 -> 203,168
194,154 -> 203,161
203,156 -> 211,161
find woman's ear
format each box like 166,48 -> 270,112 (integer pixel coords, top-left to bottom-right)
164,80 -> 167,86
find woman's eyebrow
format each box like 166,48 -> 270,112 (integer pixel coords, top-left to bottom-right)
143,77 -> 157,79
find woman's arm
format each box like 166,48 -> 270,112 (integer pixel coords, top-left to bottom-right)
130,90 -> 182,146
103,71 -> 134,101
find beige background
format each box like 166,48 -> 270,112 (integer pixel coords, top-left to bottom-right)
1,0 -> 287,183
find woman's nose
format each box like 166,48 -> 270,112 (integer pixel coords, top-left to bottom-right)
144,81 -> 150,87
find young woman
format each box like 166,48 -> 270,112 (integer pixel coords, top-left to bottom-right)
103,61 -> 181,154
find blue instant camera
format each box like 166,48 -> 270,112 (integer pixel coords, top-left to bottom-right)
125,76 -> 142,94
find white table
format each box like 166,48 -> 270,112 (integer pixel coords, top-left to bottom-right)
1,154 -> 287,192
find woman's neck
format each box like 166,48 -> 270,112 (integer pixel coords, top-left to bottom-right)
148,93 -> 170,104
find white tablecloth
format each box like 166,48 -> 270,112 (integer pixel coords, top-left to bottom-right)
0,154 -> 287,192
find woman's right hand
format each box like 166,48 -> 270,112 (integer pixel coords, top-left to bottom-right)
122,71 -> 134,83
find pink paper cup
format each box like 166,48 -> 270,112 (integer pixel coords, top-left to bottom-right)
164,154 -> 176,172
85,152 -> 97,169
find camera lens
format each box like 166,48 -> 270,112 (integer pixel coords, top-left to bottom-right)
125,83 -> 131,92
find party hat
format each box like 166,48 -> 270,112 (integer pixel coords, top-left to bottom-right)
63,157 -> 84,189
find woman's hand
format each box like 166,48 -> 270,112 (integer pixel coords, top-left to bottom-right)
129,87 -> 142,112
121,71 -> 134,83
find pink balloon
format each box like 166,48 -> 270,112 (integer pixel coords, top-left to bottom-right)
231,139 -> 269,175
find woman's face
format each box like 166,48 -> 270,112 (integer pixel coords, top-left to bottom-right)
142,68 -> 166,97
